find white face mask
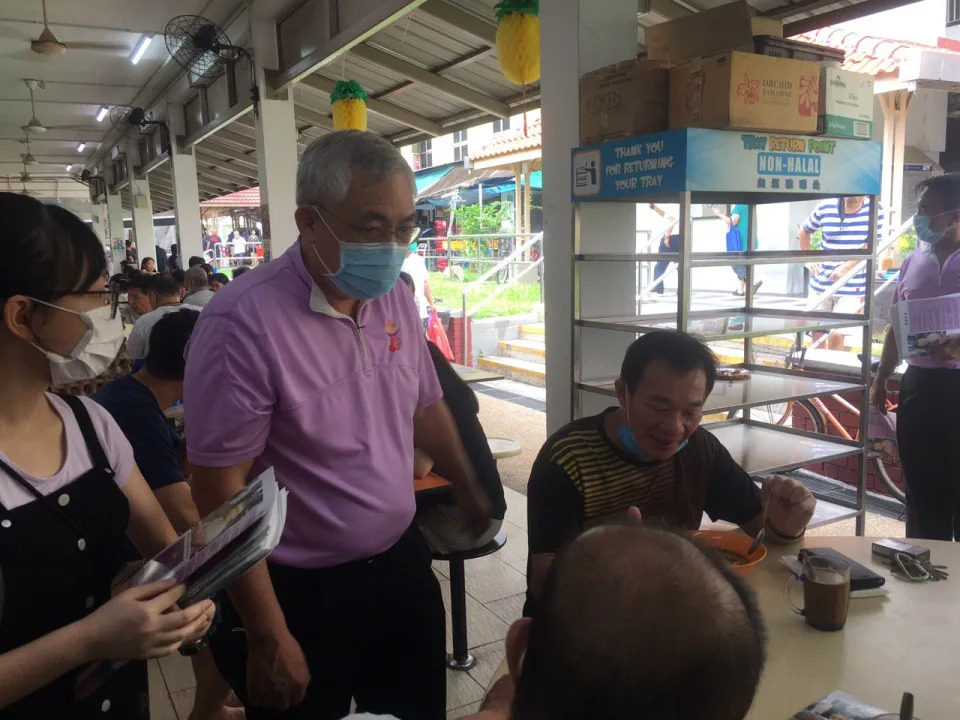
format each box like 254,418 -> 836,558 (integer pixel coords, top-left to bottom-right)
27,300 -> 124,385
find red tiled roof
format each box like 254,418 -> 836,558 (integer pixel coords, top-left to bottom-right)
200,187 -> 260,207
793,27 -> 960,76
471,117 -> 542,161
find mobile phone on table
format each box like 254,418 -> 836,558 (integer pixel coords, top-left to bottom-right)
798,547 -> 886,591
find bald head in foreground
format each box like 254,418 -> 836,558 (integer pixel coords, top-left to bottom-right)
467,524 -> 767,720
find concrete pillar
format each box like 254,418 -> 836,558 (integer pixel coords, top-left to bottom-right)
523,161 -> 532,238
878,90 -> 914,235
542,0 -> 638,433
126,146 -> 155,262
167,103 -> 205,262
252,19 -> 299,260
106,191 -> 125,270
90,202 -> 109,269
513,162 -> 522,234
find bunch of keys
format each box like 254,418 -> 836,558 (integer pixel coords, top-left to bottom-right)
892,552 -> 949,583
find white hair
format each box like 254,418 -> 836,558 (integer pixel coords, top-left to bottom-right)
296,130 -> 415,206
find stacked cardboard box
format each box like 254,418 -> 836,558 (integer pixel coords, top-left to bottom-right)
643,0 -> 783,64
578,1 -> 874,142
817,67 -> 875,139
668,51 -> 820,134
579,60 -> 668,145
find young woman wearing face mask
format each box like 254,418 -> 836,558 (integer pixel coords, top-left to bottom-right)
0,193 -> 214,718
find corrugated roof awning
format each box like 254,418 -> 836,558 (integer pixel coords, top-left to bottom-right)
415,164 -> 455,195
200,187 -> 261,208
416,167 -> 514,201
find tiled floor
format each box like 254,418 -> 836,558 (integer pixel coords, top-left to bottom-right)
150,486 -> 531,720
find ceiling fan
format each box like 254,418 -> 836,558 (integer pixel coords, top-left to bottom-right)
29,0 -> 128,56
21,133 -> 37,165
22,79 -> 101,134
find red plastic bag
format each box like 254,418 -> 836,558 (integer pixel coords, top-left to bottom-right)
427,311 -> 455,361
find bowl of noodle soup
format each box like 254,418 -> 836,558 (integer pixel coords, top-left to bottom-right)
691,530 -> 767,576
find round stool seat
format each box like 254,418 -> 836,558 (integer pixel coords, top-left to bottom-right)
432,530 -> 507,562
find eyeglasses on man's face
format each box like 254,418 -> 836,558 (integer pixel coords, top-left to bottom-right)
316,205 -> 423,245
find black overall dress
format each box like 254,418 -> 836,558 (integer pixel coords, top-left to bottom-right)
0,395 -> 148,718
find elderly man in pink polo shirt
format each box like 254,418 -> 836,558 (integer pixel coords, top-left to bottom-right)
184,130 -> 491,720
874,173 -> 960,541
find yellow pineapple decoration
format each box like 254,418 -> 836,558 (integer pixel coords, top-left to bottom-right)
495,0 -> 540,85
331,80 -> 368,131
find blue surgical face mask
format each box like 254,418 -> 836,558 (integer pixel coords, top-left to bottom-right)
914,209 -> 956,244
311,207 -> 406,299
616,405 -> 688,459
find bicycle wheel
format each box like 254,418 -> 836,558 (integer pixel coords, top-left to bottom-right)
871,454 -> 906,504
751,399 -> 825,433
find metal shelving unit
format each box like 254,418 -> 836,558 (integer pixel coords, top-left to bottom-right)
578,365 -> 866,415
571,129 -> 882,535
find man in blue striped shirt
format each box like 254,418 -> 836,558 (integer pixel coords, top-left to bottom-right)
799,196 -> 884,347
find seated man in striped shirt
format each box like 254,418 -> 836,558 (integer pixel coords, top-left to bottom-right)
799,195 -> 885,349
523,331 -> 816,616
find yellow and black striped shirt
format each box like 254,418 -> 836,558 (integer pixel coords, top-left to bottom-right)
527,408 -> 761,555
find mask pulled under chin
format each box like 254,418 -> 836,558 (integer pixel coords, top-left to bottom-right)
29,303 -> 124,385
618,407 -> 689,458
311,207 -> 406,300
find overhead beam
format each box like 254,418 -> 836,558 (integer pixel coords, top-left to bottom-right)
783,0 -> 922,34
198,142 -> 259,168
198,179 -> 229,194
142,154 -> 170,174
197,159 -> 256,181
438,46 -> 497,73
268,0 -> 429,92
388,88 -> 541,143
760,0 -> 839,18
391,95 -> 541,148
213,129 -> 258,149
198,167 -> 246,187
179,100 -> 254,149
418,0 -> 497,45
294,106 -> 336,132
369,47 -> 496,102
301,75 -> 443,136
350,44 -> 509,117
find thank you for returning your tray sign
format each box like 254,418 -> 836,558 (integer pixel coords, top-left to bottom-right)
571,128 -> 882,201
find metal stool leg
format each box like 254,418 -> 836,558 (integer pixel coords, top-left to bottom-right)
446,558 -> 474,670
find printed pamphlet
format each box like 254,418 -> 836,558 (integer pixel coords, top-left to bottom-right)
75,470 -> 287,699
791,691 -> 889,719
892,292 -> 960,358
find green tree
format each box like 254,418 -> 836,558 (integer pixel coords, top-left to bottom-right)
455,201 -> 511,235
453,201 -> 513,259
896,226 -> 917,254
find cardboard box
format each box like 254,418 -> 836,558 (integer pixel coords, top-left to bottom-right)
644,1 -> 783,64
817,67 -> 874,139
579,59 -> 668,145
668,51 -> 820,134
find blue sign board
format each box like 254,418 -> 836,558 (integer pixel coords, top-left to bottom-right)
571,128 -> 882,201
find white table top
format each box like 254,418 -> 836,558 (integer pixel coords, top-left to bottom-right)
746,537 -> 958,719
483,537 -> 958,718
